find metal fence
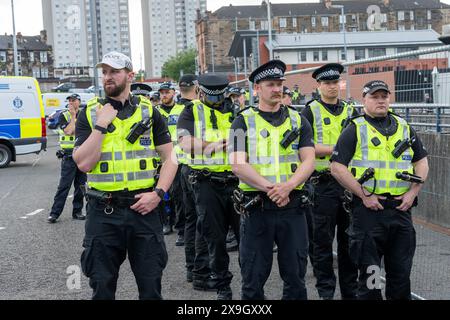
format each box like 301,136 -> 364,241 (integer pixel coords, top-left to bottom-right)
232,46 -> 450,299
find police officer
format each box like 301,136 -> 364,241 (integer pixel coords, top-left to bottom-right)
156,82 -> 179,235
48,93 -> 87,223
301,63 -> 359,300
227,86 -> 246,111
282,86 -> 293,106
73,51 -> 178,300
150,91 -> 161,105
330,81 -> 429,300
292,85 -> 300,104
131,83 -> 152,98
178,74 -> 239,300
230,60 -> 316,300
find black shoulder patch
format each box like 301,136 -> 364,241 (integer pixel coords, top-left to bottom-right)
305,99 -> 317,107
237,106 -> 256,115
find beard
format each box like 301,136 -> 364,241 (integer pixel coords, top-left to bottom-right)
104,78 -> 127,98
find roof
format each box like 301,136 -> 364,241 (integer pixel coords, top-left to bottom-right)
268,29 -> 442,50
0,35 -> 50,51
228,30 -> 269,57
214,0 -> 450,19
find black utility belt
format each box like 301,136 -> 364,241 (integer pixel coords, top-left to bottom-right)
189,169 -> 238,185
84,187 -> 154,210
310,170 -> 334,184
353,194 -> 418,210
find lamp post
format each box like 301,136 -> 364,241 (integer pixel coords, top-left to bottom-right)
11,0 -> 19,76
89,0 -> 100,95
331,4 -> 350,99
262,0 -> 273,60
206,40 -> 215,73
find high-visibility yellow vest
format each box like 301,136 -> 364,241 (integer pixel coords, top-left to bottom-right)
58,111 -> 75,150
85,97 -> 159,192
349,114 -> 414,196
292,91 -> 300,101
157,103 -> 189,164
310,100 -> 354,171
239,107 -> 304,192
190,100 -> 233,172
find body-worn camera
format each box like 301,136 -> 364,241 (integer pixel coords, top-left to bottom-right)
126,118 -> 152,144
280,128 -> 300,149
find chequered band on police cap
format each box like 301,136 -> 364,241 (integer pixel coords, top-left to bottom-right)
199,85 -> 226,96
254,67 -> 285,83
317,69 -> 340,80
133,89 -> 150,95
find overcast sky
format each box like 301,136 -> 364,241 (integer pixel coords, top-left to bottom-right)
1,0 -> 449,69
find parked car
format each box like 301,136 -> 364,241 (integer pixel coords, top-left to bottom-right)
52,82 -> 76,93
47,107 -> 68,130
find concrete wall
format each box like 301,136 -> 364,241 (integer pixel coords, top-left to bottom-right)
415,132 -> 450,228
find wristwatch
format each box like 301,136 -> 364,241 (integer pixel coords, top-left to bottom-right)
94,124 -> 108,134
154,188 -> 165,200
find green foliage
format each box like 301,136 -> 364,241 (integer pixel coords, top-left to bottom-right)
161,49 -> 196,81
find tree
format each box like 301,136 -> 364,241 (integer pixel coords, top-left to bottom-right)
162,48 -> 197,82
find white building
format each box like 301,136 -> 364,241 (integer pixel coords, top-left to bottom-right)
268,30 -> 444,66
142,0 -> 207,78
42,0 -> 131,78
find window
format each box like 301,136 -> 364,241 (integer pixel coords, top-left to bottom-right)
0,51 -> 6,62
341,50 -> 346,61
29,52 -> 34,62
32,67 -> 40,78
398,11 -> 404,21
322,50 -> 328,61
381,13 -> 387,23
41,67 -> 49,78
261,20 -> 269,30
427,10 -> 432,20
321,17 -> 329,27
249,20 -> 255,30
279,18 -> 287,28
410,11 -> 414,20
313,51 -> 319,61
410,24 -> 415,30
298,50 -> 307,62
398,25 -> 405,31
428,24 -> 432,30
17,52 -> 22,62
292,17 -> 297,28
368,48 -> 386,58
40,51 -> 48,63
311,17 -> 316,28
355,48 -> 366,60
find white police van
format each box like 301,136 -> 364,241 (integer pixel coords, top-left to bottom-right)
0,77 -> 47,168
42,92 -> 94,116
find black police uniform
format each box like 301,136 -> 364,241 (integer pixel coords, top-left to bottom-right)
232,60 -> 315,300
331,111 -> 428,300
177,74 -> 240,299
48,107 -> 87,222
75,95 -> 171,300
300,63 -> 359,299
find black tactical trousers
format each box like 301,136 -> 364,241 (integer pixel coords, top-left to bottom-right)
50,155 -> 87,217
171,165 -> 185,236
240,195 -> 309,300
349,199 -> 416,300
311,178 -> 358,299
81,198 -> 168,300
193,176 -> 240,289
180,165 -> 209,277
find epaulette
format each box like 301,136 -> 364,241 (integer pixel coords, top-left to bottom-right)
304,99 -> 317,108
237,106 -> 256,115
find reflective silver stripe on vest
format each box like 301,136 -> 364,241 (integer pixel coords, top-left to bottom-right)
196,104 -> 207,140
389,162 -> 412,170
88,173 -> 124,183
90,101 -> 98,126
280,155 -> 299,163
99,152 -> 123,161
126,149 -> 158,159
247,113 -> 258,164
310,102 -> 323,144
350,159 -> 387,169
363,180 -> 410,190
354,117 -> 369,160
128,170 -> 157,181
248,156 -> 275,165
60,141 -> 74,145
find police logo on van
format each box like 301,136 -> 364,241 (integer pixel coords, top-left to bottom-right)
12,97 -> 24,111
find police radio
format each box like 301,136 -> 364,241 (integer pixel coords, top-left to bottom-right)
280,128 -> 300,149
358,167 -> 375,185
392,135 -> 416,159
395,172 -> 424,184
126,118 -> 152,144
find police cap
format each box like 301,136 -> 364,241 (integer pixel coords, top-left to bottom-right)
227,86 -> 244,96
362,80 -> 391,97
158,82 -> 176,91
131,83 -> 153,97
249,60 -> 286,83
179,74 -> 198,87
198,74 -> 229,96
312,63 -> 344,81
66,93 -> 81,101
283,86 -> 293,96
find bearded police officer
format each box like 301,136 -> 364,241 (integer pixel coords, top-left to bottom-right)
73,52 -> 178,300
177,74 -> 239,300
230,60 -> 315,300
301,63 -> 359,300
48,94 -> 87,223
330,80 -> 429,300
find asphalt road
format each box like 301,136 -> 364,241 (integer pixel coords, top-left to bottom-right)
0,133 -> 328,300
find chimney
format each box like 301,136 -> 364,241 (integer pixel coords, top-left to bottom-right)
16,32 -> 23,44
40,30 -> 47,43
